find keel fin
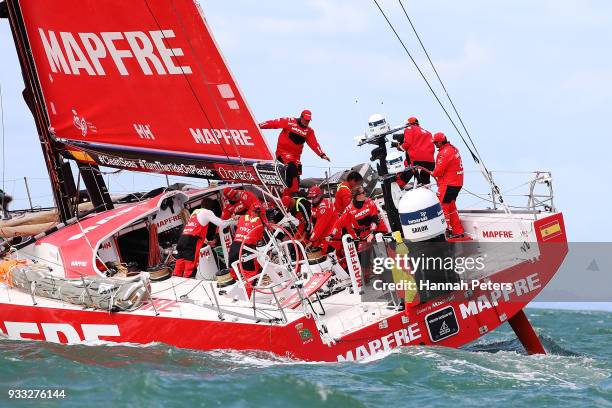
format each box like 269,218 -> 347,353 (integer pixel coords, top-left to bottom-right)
508,309 -> 546,355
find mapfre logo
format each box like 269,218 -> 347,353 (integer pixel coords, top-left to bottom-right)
1,321 -> 120,344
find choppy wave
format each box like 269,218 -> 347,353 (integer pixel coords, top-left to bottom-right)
1,308 -> 611,407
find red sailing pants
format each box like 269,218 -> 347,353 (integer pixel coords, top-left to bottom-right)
173,238 -> 205,278
437,185 -> 464,235
277,154 -> 301,196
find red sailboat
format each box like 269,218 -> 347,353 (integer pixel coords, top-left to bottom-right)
0,0 -> 567,362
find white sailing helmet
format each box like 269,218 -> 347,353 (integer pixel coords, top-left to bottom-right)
386,150 -> 405,174
368,113 -> 390,136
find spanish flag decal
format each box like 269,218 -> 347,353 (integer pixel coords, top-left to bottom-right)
540,220 -> 562,241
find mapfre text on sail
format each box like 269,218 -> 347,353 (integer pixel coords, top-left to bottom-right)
38,29 -> 192,76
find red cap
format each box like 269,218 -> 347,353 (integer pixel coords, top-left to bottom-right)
281,195 -> 293,208
307,186 -> 322,198
223,187 -> 238,200
301,110 -> 312,120
433,132 -> 447,143
407,117 -> 418,125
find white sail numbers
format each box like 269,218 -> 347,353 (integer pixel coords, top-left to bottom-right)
38,28 -> 192,76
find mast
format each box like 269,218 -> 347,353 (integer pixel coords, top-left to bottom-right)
2,0 -> 76,221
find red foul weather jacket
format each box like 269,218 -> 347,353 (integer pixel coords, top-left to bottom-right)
234,214 -> 264,246
332,199 -> 388,239
433,143 -> 464,187
334,181 -> 352,215
221,190 -> 260,220
309,198 -> 338,246
259,117 -> 324,163
402,125 -> 434,163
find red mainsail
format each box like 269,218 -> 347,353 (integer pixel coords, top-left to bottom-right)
13,0 -> 275,181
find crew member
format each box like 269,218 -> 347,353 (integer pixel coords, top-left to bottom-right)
173,207 -> 230,278
0,189 -> 12,220
281,194 -> 312,241
335,171 -> 363,215
221,187 -> 260,220
432,132 -> 465,237
222,205 -> 267,295
399,117 -> 435,185
307,186 -> 339,253
331,186 -> 388,244
259,110 -> 330,196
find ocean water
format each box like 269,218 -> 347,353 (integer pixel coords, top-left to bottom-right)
0,308 -> 611,407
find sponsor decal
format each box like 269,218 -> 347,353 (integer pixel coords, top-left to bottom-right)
70,260 -> 88,267
72,109 -> 97,136
156,214 -> 183,229
1,321 -> 120,343
336,323 -> 422,362
189,128 -> 253,146
255,166 -> 285,187
459,273 -> 541,319
97,154 -> 139,169
214,164 -> 258,183
295,323 -> 314,344
134,123 -> 155,140
425,306 -> 459,342
137,160 -> 216,177
400,203 -> 443,226
412,225 -> 428,234
346,240 -> 362,289
482,230 -> 514,239
38,29 -> 192,76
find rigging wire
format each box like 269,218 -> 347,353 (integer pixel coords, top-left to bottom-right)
144,0 -> 251,174
142,1 -> 233,164
397,0 -> 484,165
370,0 -> 479,163
371,0 -> 508,209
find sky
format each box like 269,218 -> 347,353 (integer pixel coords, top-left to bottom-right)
1,0 -> 611,243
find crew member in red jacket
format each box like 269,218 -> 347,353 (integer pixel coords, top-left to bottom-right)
173,208 -> 230,278
221,187 -> 260,220
331,186 -> 388,244
335,171 -> 363,215
281,194 -> 312,241
307,186 -> 339,253
399,117 -> 435,185
219,205 -> 267,294
259,110 -> 330,196
432,132 -> 465,236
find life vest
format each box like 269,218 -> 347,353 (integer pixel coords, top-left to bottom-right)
182,209 -> 208,239
234,214 -> 264,245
